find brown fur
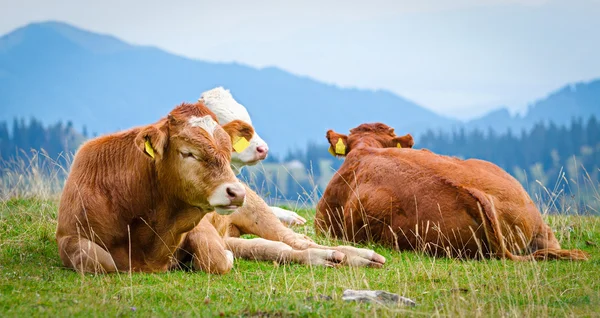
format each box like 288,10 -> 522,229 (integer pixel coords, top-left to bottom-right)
316,122 -> 587,261
221,120 -> 255,148
56,102 -> 254,273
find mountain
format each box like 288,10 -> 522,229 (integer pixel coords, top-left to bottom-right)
466,80 -> 600,133
0,21 -> 458,154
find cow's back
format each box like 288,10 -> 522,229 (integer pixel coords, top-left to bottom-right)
317,147 -> 545,256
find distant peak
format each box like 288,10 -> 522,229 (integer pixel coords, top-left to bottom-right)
0,20 -> 134,54
487,107 -> 511,116
27,20 -> 79,29
2,20 -> 92,38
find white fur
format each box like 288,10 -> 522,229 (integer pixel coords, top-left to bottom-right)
336,246 -> 376,259
225,250 -> 234,266
200,87 -> 253,124
271,207 -> 307,226
199,87 -> 304,226
200,87 -> 268,172
208,182 -> 246,215
188,115 -> 218,136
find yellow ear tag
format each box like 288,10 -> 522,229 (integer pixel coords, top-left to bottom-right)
328,146 -> 335,156
233,136 -> 250,153
397,142 -> 402,148
144,139 -> 155,158
335,138 -> 346,155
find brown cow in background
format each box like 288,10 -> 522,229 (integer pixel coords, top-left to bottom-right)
56,102 -> 254,274
316,123 -> 587,261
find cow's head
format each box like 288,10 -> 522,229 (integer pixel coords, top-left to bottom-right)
134,102 -> 255,215
199,87 -> 268,173
326,123 -> 414,157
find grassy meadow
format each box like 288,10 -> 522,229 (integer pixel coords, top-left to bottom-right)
0,154 -> 599,317
1,199 -> 599,317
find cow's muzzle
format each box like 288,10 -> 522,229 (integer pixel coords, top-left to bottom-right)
209,182 -> 246,215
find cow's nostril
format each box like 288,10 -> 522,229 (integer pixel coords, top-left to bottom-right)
256,146 -> 269,158
226,187 -> 236,199
225,184 -> 246,206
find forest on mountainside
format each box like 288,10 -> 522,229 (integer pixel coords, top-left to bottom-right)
250,116 -> 600,212
0,118 -> 84,168
1,116 -> 598,213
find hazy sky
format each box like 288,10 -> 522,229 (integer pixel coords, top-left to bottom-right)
1,0 -> 599,120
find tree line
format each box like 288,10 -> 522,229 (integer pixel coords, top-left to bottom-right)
420,117 -> 599,190
1,115 -> 598,210
421,117 -> 599,174
266,116 -> 599,209
0,118 -> 85,167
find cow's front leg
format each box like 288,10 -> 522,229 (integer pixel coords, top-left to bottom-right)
179,217 -> 234,274
224,237 -> 345,267
228,187 -> 315,246
279,240 -> 386,268
274,236 -> 386,268
57,235 -> 118,274
227,187 -> 385,268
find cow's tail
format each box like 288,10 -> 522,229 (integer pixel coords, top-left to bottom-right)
527,248 -> 588,261
465,187 -> 588,261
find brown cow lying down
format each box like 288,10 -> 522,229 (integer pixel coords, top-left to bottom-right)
56,102 -> 255,273
315,123 -> 588,261
185,87 -> 386,268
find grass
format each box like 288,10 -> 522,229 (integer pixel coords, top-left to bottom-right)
1,153 -> 599,316
1,198 -> 599,317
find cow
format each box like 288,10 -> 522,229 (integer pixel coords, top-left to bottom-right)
189,87 -> 386,267
200,87 -> 306,226
316,122 -> 588,261
56,101 -> 255,274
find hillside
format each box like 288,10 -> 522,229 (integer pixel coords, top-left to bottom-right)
466,80 -> 600,133
0,21 -> 456,154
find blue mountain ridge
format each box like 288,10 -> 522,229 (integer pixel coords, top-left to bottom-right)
467,81 -> 600,134
1,21 -> 598,154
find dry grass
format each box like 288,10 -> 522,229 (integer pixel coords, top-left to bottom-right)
0,150 -> 71,201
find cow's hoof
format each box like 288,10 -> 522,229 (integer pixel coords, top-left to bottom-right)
304,249 -> 346,267
335,246 -> 386,268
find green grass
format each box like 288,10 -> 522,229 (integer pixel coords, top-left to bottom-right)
1,199 -> 599,317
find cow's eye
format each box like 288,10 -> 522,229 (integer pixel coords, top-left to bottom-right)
180,151 -> 199,160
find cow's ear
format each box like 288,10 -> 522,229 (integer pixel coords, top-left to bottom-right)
326,130 -> 349,157
221,120 -> 255,153
392,133 -> 414,149
135,123 -> 168,160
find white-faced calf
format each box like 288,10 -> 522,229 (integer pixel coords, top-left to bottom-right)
190,88 -> 386,268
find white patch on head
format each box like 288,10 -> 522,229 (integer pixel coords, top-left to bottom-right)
188,115 -> 218,136
200,87 -> 253,125
200,87 -> 269,172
